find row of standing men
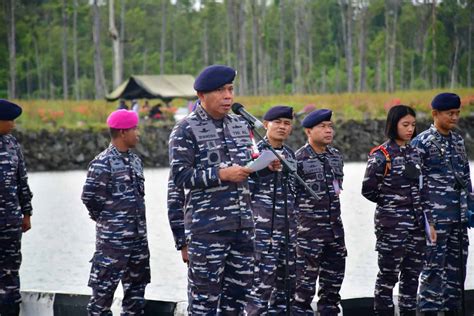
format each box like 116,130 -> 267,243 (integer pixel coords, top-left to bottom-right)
0,64 -> 472,316
167,65 -> 473,316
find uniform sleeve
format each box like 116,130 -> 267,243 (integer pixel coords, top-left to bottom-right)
167,175 -> 187,250
411,137 -> 435,222
81,159 -> 110,221
16,143 -> 33,216
361,151 -> 385,203
169,123 -> 221,190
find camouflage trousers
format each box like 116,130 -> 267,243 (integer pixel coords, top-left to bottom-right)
292,237 -> 346,316
418,222 -> 469,312
187,228 -> 254,316
0,223 -> 22,306
245,230 -> 296,316
374,226 -> 425,312
87,237 -> 150,316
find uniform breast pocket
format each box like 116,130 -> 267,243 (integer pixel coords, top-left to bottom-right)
206,150 -> 222,166
111,172 -> 132,194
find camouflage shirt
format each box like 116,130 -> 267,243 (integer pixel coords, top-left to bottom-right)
81,144 -> 147,240
169,104 -> 254,236
362,139 -> 431,229
0,134 -> 33,224
411,124 -> 473,223
295,143 -> 344,242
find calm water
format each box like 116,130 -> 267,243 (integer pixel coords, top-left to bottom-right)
21,163 -> 474,302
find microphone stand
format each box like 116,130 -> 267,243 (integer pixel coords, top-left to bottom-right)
248,122 -> 321,316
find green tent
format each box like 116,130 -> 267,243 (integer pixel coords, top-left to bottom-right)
106,74 -> 196,102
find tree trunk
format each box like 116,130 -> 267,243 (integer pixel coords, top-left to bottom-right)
358,4 -> 368,92
92,0 -> 107,99
278,0 -> 286,91
321,66 -> 327,94
203,19 -> 209,66
6,0 -> 16,99
237,1 -> 248,95
109,0 -> 122,88
160,0 -> 167,74
385,0 -> 399,93
399,44 -> 404,90
450,24 -> 459,89
468,2 -> 472,87
62,0 -> 69,99
431,0 -> 437,88
33,35 -> 44,98
294,2 -> 303,94
225,0 -> 234,66
26,59 -> 31,99
339,0 -> 354,92
73,0 -> 80,99
120,0 -> 125,80
259,2 -> 268,95
251,0 -> 258,95
376,57 -> 382,92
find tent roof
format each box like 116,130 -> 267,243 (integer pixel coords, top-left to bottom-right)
105,74 -> 196,102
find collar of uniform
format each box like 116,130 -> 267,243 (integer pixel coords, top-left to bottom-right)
108,143 -> 130,157
195,103 -> 231,123
305,142 -> 327,159
386,139 -> 400,151
429,123 -> 452,142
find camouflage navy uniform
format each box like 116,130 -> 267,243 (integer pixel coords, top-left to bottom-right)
0,134 -> 33,311
292,143 -> 346,316
245,140 -> 297,315
412,125 -> 471,312
82,144 -> 150,316
169,104 -> 255,315
362,140 -> 430,314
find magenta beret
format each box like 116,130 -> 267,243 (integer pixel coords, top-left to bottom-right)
106,110 -> 139,129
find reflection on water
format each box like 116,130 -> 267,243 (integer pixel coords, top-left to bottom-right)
21,163 -> 474,302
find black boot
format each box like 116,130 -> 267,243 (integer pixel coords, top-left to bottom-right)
399,310 -> 417,316
0,303 -> 20,316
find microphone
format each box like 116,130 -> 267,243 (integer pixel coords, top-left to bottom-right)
231,103 -> 264,129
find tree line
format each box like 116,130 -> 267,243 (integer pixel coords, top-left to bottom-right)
1,0 -> 473,100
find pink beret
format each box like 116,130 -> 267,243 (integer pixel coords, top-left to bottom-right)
106,110 -> 139,129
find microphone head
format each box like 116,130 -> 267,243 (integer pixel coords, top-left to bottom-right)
231,102 -> 244,114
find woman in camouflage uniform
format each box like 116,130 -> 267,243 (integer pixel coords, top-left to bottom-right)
362,105 -> 436,316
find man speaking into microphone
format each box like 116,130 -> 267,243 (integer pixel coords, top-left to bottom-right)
168,64 -> 256,315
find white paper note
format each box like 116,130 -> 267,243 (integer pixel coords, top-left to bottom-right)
246,150 -> 277,172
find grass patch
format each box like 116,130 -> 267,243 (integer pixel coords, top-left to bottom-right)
10,89 -> 474,131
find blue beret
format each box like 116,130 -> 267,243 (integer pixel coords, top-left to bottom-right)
0,99 -> 22,120
263,105 -> 294,121
302,109 -> 332,128
194,65 -> 236,92
431,92 -> 461,111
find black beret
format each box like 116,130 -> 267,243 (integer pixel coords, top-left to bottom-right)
302,109 -> 332,128
263,105 -> 294,121
194,65 -> 236,92
431,92 -> 461,111
0,99 -> 22,120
